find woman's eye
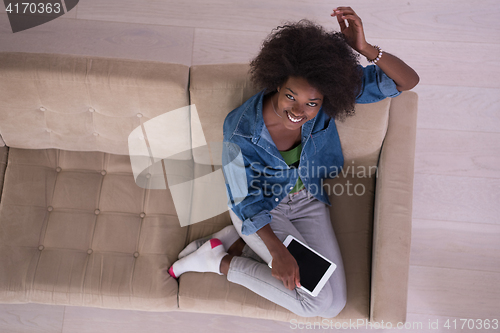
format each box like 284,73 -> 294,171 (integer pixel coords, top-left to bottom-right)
285,94 -> 317,107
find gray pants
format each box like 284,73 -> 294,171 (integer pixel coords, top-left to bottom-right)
228,189 -> 347,318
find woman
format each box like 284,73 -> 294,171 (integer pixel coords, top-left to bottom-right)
169,6 -> 419,318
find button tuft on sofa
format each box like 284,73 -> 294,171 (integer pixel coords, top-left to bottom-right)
87,249 -> 93,255
140,212 -> 145,218
133,252 -> 139,258
136,113 -> 143,118
94,209 -> 100,215
39,107 -> 46,111
47,206 -> 53,212
89,107 -> 95,112
100,170 -> 107,176
92,132 -> 99,136
56,167 -> 62,173
38,245 -> 44,251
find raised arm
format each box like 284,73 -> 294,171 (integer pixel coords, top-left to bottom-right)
332,6 -> 420,91
358,44 -> 419,91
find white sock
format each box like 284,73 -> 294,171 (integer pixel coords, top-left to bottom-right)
178,225 -> 240,259
168,238 -> 227,278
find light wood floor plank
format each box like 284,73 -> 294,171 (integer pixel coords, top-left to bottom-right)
412,173 -> 500,224
359,38 -> 499,89
59,304 -> 471,333
192,28 -> 268,65
192,29 -> 499,88
413,85 -> 500,133
403,312 -> 468,333
407,265 -> 500,319
74,0 -> 500,44
61,306 -> 291,333
410,218 -> 500,272
414,129 -> 500,178
0,15 -> 194,65
0,303 -> 65,333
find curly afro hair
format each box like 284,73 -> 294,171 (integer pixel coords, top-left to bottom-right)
249,19 -> 363,120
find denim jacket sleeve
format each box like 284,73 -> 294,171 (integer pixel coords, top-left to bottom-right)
222,140 -> 272,236
355,64 -> 401,104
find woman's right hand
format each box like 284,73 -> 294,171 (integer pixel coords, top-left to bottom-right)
270,246 -> 301,291
256,224 -> 301,290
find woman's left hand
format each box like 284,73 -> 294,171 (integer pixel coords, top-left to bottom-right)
331,6 -> 368,54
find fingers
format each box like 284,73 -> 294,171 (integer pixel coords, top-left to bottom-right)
280,275 -> 293,290
332,12 -> 347,30
272,271 -> 296,290
334,6 -> 356,15
287,277 -> 295,290
285,274 -> 298,291
331,6 -> 360,22
342,15 -> 362,26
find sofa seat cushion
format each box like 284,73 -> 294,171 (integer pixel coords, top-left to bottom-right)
0,148 -> 185,311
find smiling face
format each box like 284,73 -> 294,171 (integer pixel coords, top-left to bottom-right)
273,76 -> 324,131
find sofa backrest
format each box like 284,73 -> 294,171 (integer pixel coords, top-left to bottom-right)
0,52 -> 189,156
0,52 -> 390,174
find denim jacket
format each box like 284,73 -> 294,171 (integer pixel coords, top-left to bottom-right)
222,64 -> 401,236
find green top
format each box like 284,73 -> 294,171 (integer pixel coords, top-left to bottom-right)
279,143 -> 305,193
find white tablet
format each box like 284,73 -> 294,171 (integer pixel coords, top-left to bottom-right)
268,235 -> 337,297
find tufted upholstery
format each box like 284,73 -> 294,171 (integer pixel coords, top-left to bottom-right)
0,52 -> 189,155
0,148 -> 185,310
0,52 -> 416,326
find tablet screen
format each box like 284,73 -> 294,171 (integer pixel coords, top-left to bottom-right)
287,239 -> 331,292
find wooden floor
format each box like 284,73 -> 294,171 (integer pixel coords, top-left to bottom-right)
1,1 -> 499,332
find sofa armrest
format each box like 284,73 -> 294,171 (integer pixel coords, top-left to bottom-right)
0,146 -> 8,201
370,91 -> 418,325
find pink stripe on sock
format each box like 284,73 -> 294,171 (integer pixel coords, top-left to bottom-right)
168,266 -> 177,279
210,238 -> 223,249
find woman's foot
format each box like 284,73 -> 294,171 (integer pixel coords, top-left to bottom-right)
168,238 -> 227,279
227,237 -> 245,257
178,225 -> 240,259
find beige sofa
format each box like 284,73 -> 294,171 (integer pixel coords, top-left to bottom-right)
0,52 -> 417,326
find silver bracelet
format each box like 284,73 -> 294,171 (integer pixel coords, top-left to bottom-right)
367,45 -> 383,64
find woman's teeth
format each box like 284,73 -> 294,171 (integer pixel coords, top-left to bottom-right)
286,111 -> 304,123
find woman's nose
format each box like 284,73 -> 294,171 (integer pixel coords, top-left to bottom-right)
292,106 -> 304,116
